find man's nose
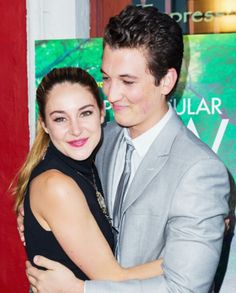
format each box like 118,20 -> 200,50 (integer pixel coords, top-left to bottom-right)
104,82 -> 122,103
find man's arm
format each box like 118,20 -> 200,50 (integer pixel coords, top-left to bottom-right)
26,257 -> 84,293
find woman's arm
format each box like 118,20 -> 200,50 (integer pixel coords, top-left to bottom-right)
125,259 -> 163,280
30,170 -> 163,281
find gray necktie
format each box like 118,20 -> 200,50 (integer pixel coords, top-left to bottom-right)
113,141 -> 134,230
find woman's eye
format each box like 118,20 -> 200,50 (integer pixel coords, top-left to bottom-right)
81,110 -> 93,117
54,117 -> 66,123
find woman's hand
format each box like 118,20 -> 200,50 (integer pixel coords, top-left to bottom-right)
17,204 -> 25,245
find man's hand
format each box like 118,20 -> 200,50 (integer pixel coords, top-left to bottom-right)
26,256 -> 84,293
17,204 -> 25,245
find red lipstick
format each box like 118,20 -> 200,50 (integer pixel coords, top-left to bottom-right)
68,138 -> 88,147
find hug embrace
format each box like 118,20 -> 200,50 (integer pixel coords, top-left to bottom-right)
14,5 -> 229,293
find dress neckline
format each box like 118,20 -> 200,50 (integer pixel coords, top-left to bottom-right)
46,141 -> 95,179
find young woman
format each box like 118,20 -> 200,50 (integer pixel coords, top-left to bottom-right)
13,67 -> 162,282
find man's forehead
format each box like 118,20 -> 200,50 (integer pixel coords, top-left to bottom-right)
101,46 -> 149,75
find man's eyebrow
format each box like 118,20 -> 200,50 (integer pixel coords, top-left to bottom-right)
119,74 -> 138,79
100,69 -> 138,79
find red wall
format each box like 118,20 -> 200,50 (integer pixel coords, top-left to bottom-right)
0,1 -> 29,292
90,0 -> 131,37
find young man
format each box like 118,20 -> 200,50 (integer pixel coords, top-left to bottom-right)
24,5 -> 229,293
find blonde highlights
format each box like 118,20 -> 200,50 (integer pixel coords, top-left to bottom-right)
13,121 -> 49,211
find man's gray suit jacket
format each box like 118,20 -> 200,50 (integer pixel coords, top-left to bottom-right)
86,111 -> 229,292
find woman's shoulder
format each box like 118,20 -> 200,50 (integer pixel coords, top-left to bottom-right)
31,154 -> 61,180
31,169 -> 83,203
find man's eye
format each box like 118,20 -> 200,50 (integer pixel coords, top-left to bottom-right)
54,117 -> 66,123
102,76 -> 109,81
123,80 -> 134,85
81,110 -> 93,117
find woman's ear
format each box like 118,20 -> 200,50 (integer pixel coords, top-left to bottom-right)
100,106 -> 105,124
160,68 -> 177,96
39,116 -> 49,134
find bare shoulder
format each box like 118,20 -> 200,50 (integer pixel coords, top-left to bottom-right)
29,169 -> 90,231
30,169 -> 84,203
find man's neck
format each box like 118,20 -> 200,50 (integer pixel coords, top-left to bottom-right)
129,103 -> 169,139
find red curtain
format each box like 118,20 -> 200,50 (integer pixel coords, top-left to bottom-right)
0,0 -> 29,292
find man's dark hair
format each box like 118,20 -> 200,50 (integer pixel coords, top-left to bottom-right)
104,5 -> 184,99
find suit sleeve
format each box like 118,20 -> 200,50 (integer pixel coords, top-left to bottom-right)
85,158 -> 229,293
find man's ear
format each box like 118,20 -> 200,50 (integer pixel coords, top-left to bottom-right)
160,68 -> 177,95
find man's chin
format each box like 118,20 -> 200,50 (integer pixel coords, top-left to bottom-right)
115,119 -> 133,128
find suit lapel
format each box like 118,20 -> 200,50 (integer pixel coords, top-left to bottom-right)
102,126 -> 124,216
122,112 -> 183,215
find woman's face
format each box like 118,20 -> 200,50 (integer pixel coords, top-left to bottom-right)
42,82 -> 104,161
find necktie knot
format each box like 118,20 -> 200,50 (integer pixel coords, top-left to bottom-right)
124,141 -> 134,165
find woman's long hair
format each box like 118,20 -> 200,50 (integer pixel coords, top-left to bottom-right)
13,121 -> 49,211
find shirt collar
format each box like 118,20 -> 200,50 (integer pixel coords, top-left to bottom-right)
123,104 -> 174,157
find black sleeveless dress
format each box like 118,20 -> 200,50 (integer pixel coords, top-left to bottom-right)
24,142 -> 114,280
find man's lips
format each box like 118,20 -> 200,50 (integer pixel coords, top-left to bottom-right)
67,138 -> 88,147
112,104 -> 128,111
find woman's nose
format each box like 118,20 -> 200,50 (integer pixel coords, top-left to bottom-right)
69,120 -> 82,136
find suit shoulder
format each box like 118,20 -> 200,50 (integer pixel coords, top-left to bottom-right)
173,125 -> 225,166
97,121 -> 122,157
102,121 -> 120,133
102,121 -> 123,141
